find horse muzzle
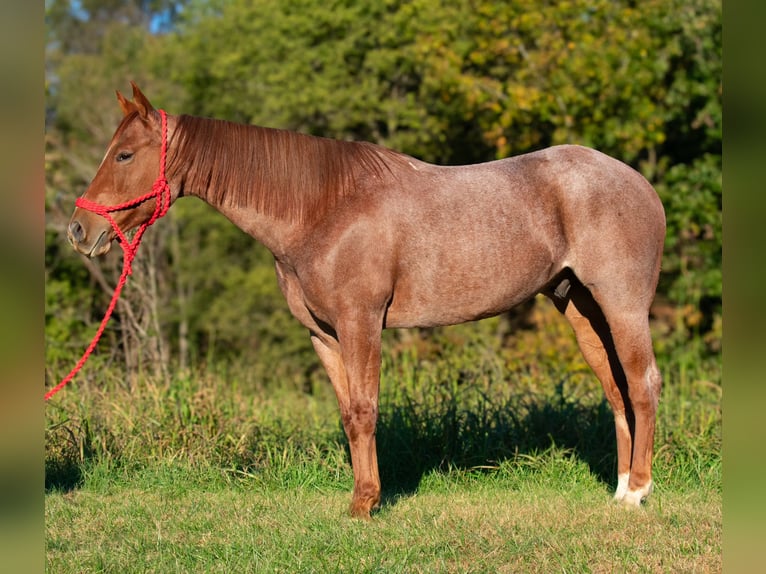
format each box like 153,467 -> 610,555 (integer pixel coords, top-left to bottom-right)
67,219 -> 113,258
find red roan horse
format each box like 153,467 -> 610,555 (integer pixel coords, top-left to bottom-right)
68,84 -> 665,518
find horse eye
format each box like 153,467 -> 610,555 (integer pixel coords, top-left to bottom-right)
116,151 -> 134,162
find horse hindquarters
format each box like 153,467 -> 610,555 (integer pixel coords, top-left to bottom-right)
549,149 -> 665,505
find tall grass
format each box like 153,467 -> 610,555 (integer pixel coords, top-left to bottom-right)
46,300 -> 721,498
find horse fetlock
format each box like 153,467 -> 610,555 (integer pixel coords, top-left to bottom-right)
349,491 -> 381,520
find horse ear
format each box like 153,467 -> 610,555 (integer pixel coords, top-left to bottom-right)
116,89 -> 136,116
130,81 -> 155,120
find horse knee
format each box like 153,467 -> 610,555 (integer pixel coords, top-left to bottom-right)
343,400 -> 378,441
646,362 -> 662,400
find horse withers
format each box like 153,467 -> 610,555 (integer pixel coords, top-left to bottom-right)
67,83 -> 666,518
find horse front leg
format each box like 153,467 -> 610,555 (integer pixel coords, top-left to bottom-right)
311,323 -> 383,519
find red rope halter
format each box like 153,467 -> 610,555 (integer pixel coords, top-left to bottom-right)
45,109 -> 172,401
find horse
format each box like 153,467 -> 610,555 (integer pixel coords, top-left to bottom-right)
67,83 -> 665,519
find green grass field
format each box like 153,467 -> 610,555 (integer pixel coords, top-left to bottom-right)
45,308 -> 721,572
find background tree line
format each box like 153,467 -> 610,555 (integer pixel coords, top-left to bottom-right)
45,0 -> 721,388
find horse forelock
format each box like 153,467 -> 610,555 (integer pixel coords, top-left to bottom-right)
167,114 -> 400,223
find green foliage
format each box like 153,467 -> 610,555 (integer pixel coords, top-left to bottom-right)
45,0 -> 722,382
44,227 -> 103,376
656,153 -> 722,340
44,6 -> 723,566
45,296 -> 721,569
47,470 -> 721,572
168,0 -> 720,164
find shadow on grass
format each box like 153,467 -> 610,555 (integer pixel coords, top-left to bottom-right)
45,458 -> 84,493
374,380 -> 617,505
45,418 -> 95,493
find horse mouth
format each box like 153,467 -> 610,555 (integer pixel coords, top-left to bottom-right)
88,231 -> 111,257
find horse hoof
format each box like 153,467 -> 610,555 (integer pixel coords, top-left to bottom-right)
349,504 -> 372,520
619,482 -> 653,507
348,494 -> 380,520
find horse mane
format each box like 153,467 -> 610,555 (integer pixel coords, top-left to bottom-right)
167,114 -> 404,223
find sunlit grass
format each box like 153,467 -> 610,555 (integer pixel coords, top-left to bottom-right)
46,460 -> 721,573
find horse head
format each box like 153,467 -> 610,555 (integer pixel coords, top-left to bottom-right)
67,83 -> 171,257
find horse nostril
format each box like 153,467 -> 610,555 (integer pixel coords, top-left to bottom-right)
68,220 -> 85,243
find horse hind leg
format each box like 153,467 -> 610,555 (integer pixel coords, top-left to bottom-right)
546,276 -> 636,502
550,274 -> 663,506
604,309 -> 662,507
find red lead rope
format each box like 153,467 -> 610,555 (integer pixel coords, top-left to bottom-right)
45,109 -> 172,401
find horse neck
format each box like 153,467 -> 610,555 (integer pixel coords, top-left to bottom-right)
167,114 -> 326,257
167,113 -> 401,258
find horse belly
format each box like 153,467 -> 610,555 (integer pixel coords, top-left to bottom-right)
384,239 -> 556,329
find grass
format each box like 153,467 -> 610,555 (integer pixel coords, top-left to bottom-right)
46,463 -> 721,573
45,303 -> 722,572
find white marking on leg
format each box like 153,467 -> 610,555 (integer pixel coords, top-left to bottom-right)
622,481 -> 653,507
614,472 -> 630,501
